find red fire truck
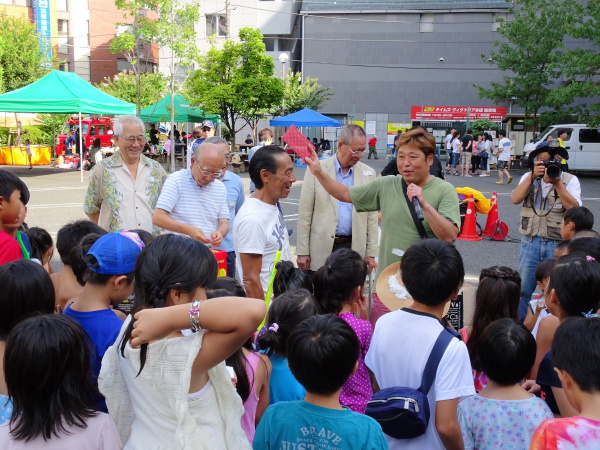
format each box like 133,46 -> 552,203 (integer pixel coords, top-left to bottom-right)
56,117 -> 114,155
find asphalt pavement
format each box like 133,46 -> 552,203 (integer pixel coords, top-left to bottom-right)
5,153 -> 600,284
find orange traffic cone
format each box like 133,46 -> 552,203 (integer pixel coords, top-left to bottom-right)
458,195 -> 484,241
482,192 -> 499,237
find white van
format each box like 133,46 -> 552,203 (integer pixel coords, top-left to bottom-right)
523,124 -> 600,171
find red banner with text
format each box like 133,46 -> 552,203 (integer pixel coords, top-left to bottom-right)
411,106 -> 507,121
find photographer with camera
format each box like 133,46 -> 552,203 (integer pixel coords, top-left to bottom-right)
510,139 -> 581,321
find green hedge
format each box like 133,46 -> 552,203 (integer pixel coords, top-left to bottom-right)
0,126 -> 53,146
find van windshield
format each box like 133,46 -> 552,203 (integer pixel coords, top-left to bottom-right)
536,126 -> 554,142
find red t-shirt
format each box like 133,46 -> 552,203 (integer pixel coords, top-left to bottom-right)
368,137 -> 377,147
0,230 -> 21,265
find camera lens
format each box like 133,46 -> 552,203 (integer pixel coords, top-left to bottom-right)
546,164 -> 561,180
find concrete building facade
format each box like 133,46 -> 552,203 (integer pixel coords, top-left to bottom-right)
159,0 -> 302,81
300,0 -> 511,142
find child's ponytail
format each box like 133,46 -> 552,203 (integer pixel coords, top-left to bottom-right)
257,288 -> 318,356
313,248 -> 367,314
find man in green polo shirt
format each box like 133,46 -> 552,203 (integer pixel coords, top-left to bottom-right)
305,127 -> 460,324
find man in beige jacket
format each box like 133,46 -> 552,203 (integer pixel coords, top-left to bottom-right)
297,124 -> 378,273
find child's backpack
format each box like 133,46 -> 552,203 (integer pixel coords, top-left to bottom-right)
365,327 -> 458,439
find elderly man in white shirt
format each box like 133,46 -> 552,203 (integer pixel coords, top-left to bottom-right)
153,142 -> 229,246
84,115 -> 167,234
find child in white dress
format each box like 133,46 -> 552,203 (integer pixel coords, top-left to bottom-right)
99,234 -> 265,449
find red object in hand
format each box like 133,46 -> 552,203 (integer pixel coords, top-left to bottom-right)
282,125 -> 315,159
211,249 -> 228,277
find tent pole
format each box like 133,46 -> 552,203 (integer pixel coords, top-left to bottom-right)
79,112 -> 83,182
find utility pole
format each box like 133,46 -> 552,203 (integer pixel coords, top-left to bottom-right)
225,0 -> 231,39
134,12 -> 141,116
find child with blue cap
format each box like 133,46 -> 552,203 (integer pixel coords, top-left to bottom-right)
63,231 -> 144,412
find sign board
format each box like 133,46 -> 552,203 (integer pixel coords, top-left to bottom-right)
349,120 -> 365,128
411,106 -> 507,122
366,121 -> 376,135
32,0 -> 52,64
387,123 -> 411,146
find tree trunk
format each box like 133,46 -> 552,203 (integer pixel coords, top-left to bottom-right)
15,113 -> 22,147
228,112 -> 236,150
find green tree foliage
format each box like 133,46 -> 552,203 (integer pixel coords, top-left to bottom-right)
185,28 -> 283,147
112,0 -> 200,72
113,0 -> 199,168
274,70 -> 334,116
544,0 -> 600,126
95,71 -> 168,109
471,119 -> 499,136
0,12 -> 54,146
0,12 -> 51,94
36,113 -> 72,148
476,0 -> 576,137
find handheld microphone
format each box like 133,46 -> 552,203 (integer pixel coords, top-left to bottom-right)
413,198 -> 424,221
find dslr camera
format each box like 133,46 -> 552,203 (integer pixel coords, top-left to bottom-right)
536,139 -> 562,180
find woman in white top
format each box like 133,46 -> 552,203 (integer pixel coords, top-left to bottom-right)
479,133 -> 493,177
99,234 -> 265,449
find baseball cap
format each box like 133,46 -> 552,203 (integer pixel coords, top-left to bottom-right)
201,120 -> 215,129
87,231 -> 145,275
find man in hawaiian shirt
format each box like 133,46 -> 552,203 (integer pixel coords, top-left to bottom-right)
84,115 -> 167,235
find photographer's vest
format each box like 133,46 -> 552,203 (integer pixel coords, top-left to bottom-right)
519,172 -> 575,240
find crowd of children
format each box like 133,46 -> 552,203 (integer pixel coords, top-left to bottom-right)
1,169 -> 600,450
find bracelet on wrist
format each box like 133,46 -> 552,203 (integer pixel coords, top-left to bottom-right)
189,300 -> 203,332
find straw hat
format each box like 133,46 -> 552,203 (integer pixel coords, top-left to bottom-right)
376,261 -> 451,316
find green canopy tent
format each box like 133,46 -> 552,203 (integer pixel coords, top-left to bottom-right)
0,70 -> 136,181
0,70 -> 136,115
139,94 -> 219,123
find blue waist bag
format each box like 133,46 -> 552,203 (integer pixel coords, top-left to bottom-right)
365,327 -> 457,439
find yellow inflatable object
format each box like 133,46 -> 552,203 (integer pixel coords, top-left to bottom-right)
0,146 -> 52,166
455,187 -> 492,214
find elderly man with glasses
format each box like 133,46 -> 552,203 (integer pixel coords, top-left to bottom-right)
297,124 -> 379,274
84,115 -> 167,234
204,136 -> 245,278
153,142 -> 229,246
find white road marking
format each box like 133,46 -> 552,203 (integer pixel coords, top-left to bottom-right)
28,203 -> 83,209
29,186 -> 87,192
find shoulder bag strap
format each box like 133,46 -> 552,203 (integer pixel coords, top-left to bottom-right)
401,178 -> 428,239
418,326 -> 458,395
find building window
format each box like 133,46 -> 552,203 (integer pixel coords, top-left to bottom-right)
206,14 -> 226,37
116,24 -> 133,36
59,61 -> 69,72
420,13 -> 434,33
263,38 -> 275,52
58,19 -> 68,54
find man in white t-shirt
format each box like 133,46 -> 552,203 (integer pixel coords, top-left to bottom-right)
234,145 -> 295,300
495,129 -> 513,185
365,239 -> 474,450
445,128 -> 455,174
